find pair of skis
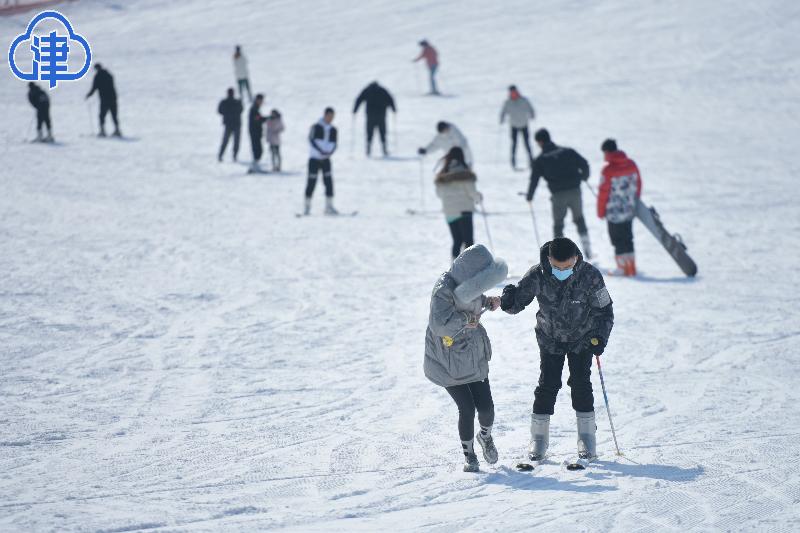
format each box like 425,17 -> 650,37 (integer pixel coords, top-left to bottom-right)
516,456 -> 591,472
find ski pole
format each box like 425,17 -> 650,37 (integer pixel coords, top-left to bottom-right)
392,112 -> 398,154
418,157 -> 426,212
495,126 -> 502,163
24,116 -> 35,142
86,100 -> 95,136
584,181 -> 598,198
595,355 -> 622,456
413,63 -> 421,93
478,199 -> 495,255
518,192 -> 541,248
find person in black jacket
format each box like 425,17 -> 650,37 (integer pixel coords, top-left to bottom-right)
27,82 -> 52,142
248,93 -> 267,172
501,237 -> 614,462
353,81 -> 396,157
86,63 -> 121,137
217,88 -> 243,162
527,128 -> 592,258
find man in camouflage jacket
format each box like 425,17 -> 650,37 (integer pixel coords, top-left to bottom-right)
500,237 -> 614,460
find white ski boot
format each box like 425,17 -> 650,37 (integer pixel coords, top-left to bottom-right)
528,413 -> 550,461
475,428 -> 498,464
580,233 -> 593,260
576,411 -> 597,460
324,197 -> 339,216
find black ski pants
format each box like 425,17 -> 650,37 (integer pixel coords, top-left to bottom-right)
219,123 -> 241,160
533,344 -> 594,415
306,158 -> 333,198
445,378 -> 495,442
36,106 -> 51,133
608,219 -> 634,255
511,126 -> 533,164
99,98 -> 119,129
250,129 -> 263,162
366,114 -> 387,154
447,212 -> 474,260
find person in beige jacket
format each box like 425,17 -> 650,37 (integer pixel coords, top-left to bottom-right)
435,147 -> 483,261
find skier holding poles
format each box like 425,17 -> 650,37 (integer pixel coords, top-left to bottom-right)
500,236 -> 614,468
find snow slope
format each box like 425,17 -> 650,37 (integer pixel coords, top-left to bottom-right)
1,0 -> 800,530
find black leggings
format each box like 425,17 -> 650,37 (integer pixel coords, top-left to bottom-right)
511,126 -> 533,161
306,158 -> 333,198
445,378 -> 495,442
447,212 -> 474,259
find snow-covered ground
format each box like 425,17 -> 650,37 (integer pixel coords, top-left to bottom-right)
2,0 -> 800,531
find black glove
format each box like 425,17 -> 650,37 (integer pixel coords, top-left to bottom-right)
586,334 -> 606,355
500,284 -> 516,311
417,147 -> 427,155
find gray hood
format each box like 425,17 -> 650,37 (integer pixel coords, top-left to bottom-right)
451,244 -> 508,305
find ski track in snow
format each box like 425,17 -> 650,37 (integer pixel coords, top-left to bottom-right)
2,0 -> 800,531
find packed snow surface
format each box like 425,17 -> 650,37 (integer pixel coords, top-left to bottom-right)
1,0 -> 799,531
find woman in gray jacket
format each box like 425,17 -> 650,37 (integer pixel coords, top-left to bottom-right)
424,244 -> 507,472
435,147 -> 483,261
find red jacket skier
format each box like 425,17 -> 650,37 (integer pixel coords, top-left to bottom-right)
414,40 -> 440,95
597,140 -> 642,276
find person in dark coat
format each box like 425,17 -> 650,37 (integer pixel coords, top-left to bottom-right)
501,237 -> 614,462
27,82 -> 52,142
527,128 -> 593,258
217,87 -> 243,162
248,93 -> 267,171
353,81 -> 396,156
86,63 -> 121,137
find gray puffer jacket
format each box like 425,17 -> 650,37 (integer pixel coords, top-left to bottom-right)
501,241 -> 614,354
424,245 -> 508,388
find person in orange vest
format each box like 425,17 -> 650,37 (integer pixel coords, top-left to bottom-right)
597,139 -> 642,276
413,40 -> 439,95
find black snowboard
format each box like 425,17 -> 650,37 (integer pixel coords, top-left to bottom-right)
635,198 -> 697,277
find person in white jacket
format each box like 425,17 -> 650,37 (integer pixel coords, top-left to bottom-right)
418,121 -> 473,167
499,85 -> 535,169
435,147 -> 483,260
304,107 -> 339,215
233,45 -> 252,103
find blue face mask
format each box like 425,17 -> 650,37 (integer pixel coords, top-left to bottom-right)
552,267 -> 573,281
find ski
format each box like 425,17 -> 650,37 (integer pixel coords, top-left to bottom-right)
295,211 -> 358,218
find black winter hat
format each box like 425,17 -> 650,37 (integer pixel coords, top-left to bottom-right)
601,138 -> 617,152
534,128 -> 551,143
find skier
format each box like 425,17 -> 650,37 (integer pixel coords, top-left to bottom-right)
500,237 -> 614,463
233,45 -> 252,102
527,128 -> 593,258
424,244 -> 507,472
27,82 -> 52,142
304,107 -> 339,215
499,85 -> 536,169
435,147 -> 483,261
413,39 -> 439,95
248,93 -> 268,172
418,121 -> 473,167
353,81 -> 396,157
598,139 -> 642,276
85,63 -> 121,137
266,109 -> 284,172
217,87 -> 243,162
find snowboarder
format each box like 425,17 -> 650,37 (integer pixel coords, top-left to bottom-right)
217,87 -> 243,162
499,85 -> 536,169
266,109 -> 284,172
500,237 -> 614,463
527,128 -> 593,258
304,107 -> 338,215
418,121 -> 473,167
435,147 -> 483,261
413,40 -> 439,95
353,81 -> 396,157
424,244 -> 507,472
233,45 -> 252,103
85,63 -> 121,137
248,93 -> 268,172
27,82 -> 52,142
598,139 -> 642,276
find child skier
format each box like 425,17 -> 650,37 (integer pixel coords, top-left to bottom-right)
597,138 -> 642,276
266,109 -> 284,172
424,244 -> 507,472
434,147 -> 483,261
